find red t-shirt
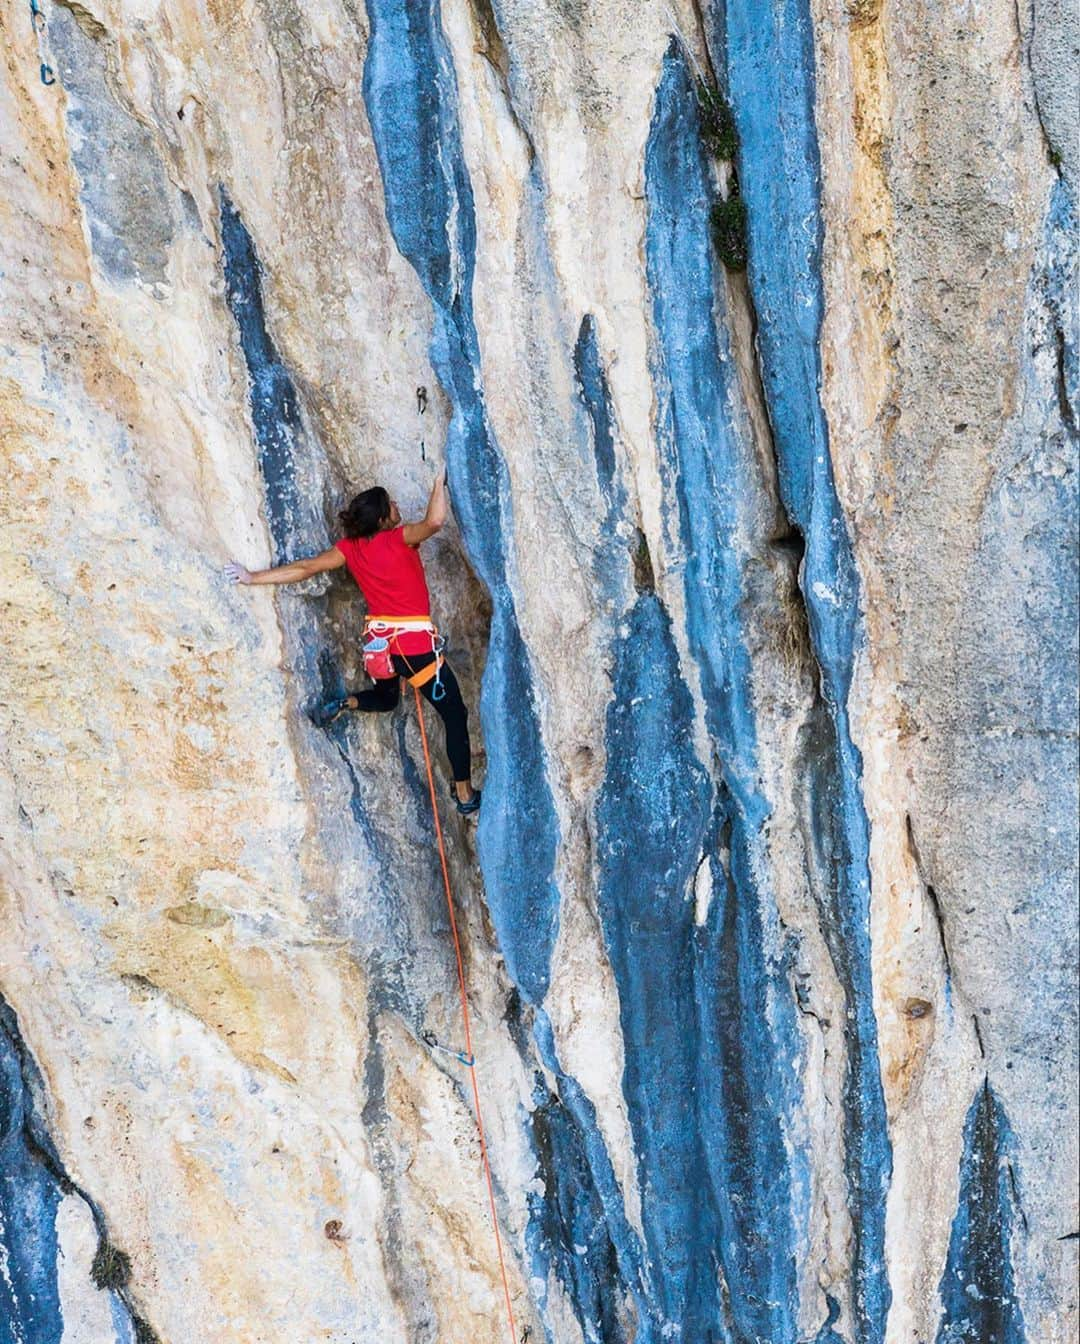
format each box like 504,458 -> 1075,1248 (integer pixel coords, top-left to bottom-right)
335,528 -> 434,654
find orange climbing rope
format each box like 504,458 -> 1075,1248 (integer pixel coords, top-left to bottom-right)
412,685 -> 518,1344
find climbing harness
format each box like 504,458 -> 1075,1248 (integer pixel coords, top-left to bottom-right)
364,615 -> 446,701
411,684 -> 517,1344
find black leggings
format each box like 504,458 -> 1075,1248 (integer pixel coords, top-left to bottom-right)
352,652 -> 472,782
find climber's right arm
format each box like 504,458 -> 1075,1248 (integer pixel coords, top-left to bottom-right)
226,548 -> 345,586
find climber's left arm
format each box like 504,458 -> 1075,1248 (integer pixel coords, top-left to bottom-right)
402,470 -> 448,547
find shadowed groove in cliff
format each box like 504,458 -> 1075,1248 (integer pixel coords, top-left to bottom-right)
935,1080 -> 1026,1343
0,995 -> 152,1344
360,0 -> 561,1005
48,4 -> 175,286
706,2 -> 893,1333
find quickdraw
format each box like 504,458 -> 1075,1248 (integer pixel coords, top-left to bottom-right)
29,0 -> 55,85
420,1030 -> 474,1069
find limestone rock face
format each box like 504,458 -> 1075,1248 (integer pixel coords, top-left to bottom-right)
0,1 -> 1075,1341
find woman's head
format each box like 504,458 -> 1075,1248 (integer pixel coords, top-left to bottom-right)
339,487 -> 400,538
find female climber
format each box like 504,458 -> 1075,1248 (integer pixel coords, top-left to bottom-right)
225,472 -> 480,815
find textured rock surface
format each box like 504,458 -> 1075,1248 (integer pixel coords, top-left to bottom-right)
0,0 -> 1075,1340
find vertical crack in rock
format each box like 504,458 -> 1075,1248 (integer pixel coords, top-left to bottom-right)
465,0 -> 536,162
360,1003 -> 438,1342
573,316 -> 618,513
934,1080 -> 1027,1343
905,814 -> 955,986
713,2 -> 894,1334
0,996 -> 158,1343
361,0 -> 561,1008
1044,180 -> 1080,434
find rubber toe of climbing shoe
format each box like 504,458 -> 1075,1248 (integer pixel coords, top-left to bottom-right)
455,788 -> 482,817
316,696 -> 351,727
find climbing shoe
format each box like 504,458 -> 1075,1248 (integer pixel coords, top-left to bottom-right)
455,788 -> 482,817
316,695 -> 356,727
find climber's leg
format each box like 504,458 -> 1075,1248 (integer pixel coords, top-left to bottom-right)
347,679 -> 402,713
394,654 -> 478,812
318,677 -> 399,725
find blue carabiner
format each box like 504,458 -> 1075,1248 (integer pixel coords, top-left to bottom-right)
40,62 -> 56,85
421,1031 -> 473,1068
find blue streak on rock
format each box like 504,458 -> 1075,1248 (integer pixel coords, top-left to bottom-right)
717,0 -> 859,702
574,315 -> 617,503
0,1001 -> 63,1344
935,1081 -> 1026,1344
220,191 -> 325,564
815,1294 -> 845,1344
0,997 -> 143,1344
644,44 -> 768,822
595,592 -> 717,1337
693,797 -> 804,1340
636,44 -> 804,1338
530,1009 -> 650,1335
361,0 -> 560,1004
574,313 -> 631,605
525,1077 -> 624,1344
712,3 -> 893,1332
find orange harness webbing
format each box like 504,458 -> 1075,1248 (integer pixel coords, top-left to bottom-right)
411,685 -> 517,1343
404,656 -> 442,690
